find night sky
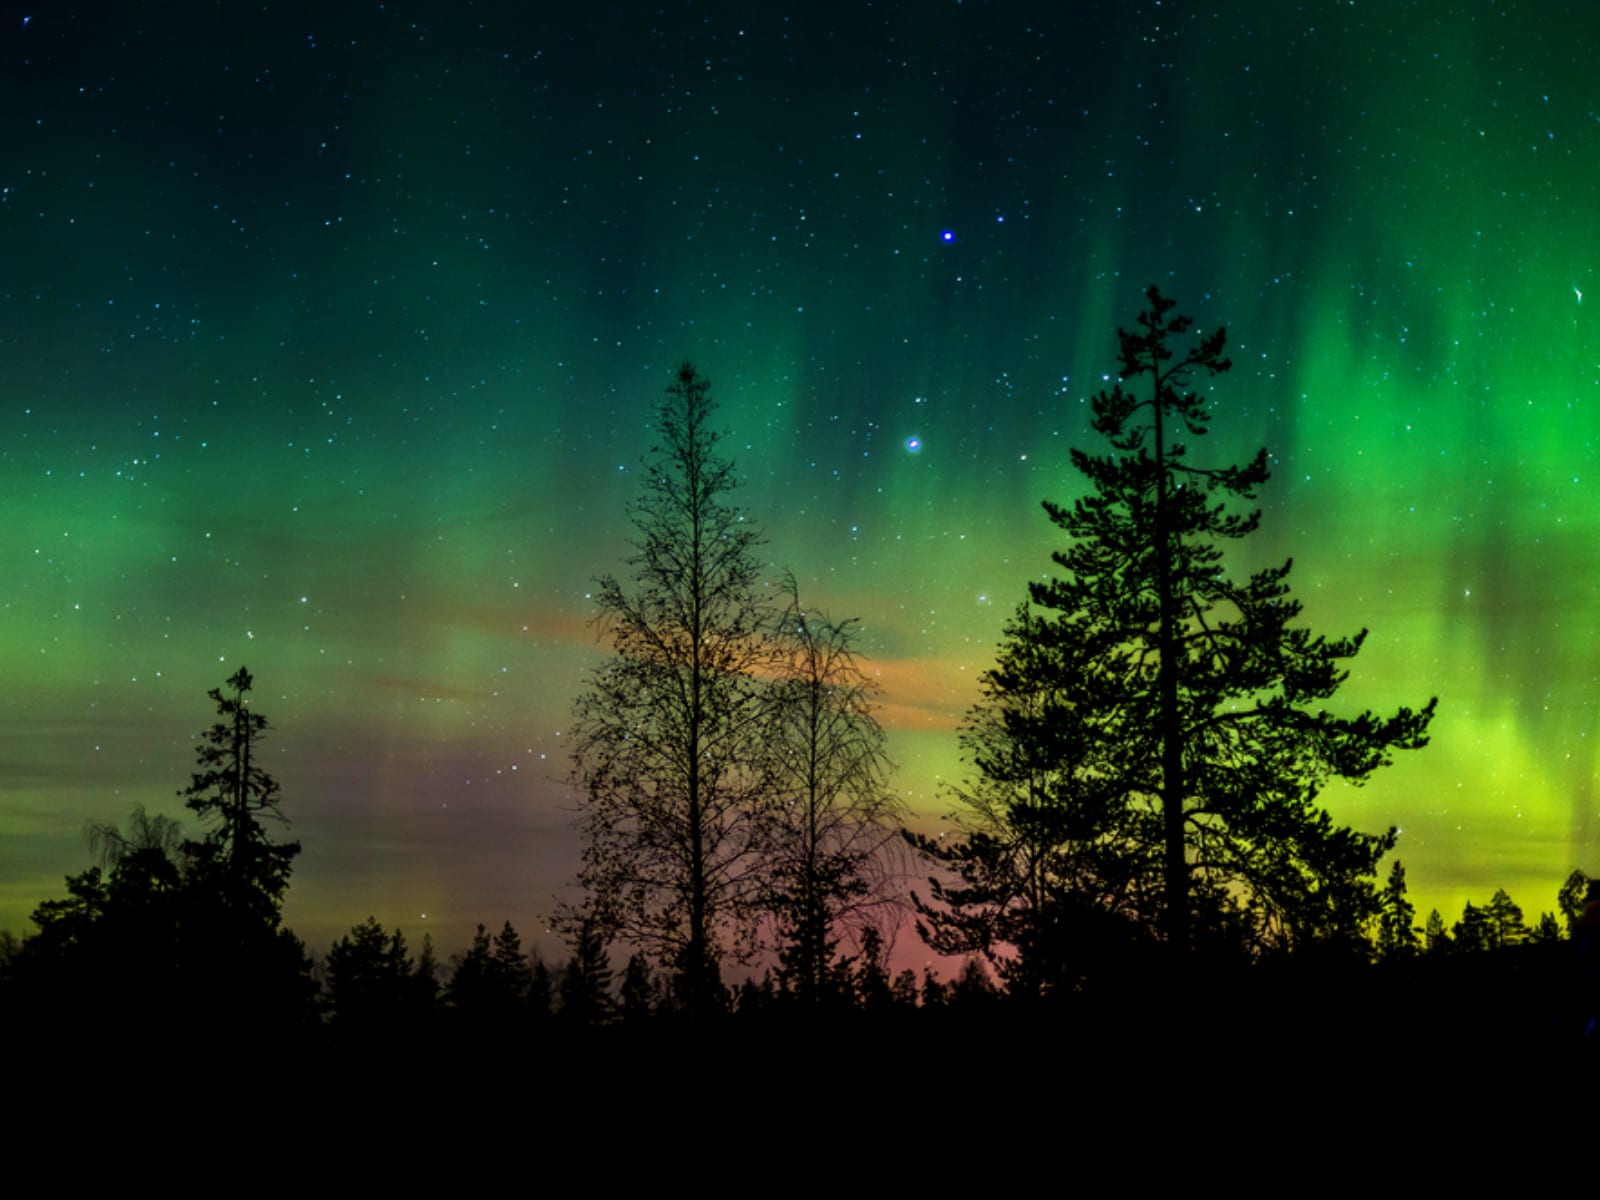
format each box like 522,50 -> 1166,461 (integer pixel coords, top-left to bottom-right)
5,1 -> 1597,958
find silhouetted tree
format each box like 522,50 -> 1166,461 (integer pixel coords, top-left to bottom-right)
180,667 -> 300,928
890,968 -> 920,1009
23,868 -> 111,964
0,930 -> 19,1006
529,955 -> 553,1019
618,953 -> 658,1022
949,957 -> 1000,1011
1376,860 -> 1419,959
1530,912 -> 1563,943
1453,901 -> 1491,953
11,675 -> 313,1035
325,917 -> 415,1029
852,925 -> 895,1013
17,846 -> 194,1028
1482,888 -> 1527,949
566,362 -> 776,1015
909,604 -> 1153,998
448,921 -> 553,1024
86,804 -> 188,872
492,920 -> 533,997
558,918 -> 615,1025
734,973 -> 778,1018
915,289 -> 1435,963
448,922 -> 537,1021
177,667 -> 312,1027
1423,908 -> 1451,954
765,578 -> 903,1004
1558,868 -> 1590,935
413,932 -> 441,1012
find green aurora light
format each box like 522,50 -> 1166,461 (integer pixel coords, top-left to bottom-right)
2,2 -> 1596,953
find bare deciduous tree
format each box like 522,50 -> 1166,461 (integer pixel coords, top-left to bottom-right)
564,362 -> 774,1015
764,577 -> 905,1004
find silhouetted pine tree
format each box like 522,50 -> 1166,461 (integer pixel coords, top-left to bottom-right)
558,919 -> 615,1025
734,974 -> 777,1018
907,607 -> 1154,997
913,288 -> 1435,966
15,672 -> 314,1037
529,955 -> 554,1019
1453,902 -> 1490,953
1481,889 -> 1527,949
179,668 -> 313,1029
1423,908 -> 1451,954
1376,860 -> 1419,959
1559,869 -> 1590,935
949,957 -> 999,1012
16,850 -> 187,1028
1530,912 -> 1563,943
448,922 -> 537,1022
890,968 -> 920,1009
325,917 -> 415,1030
618,953 -> 658,1022
413,932 -> 441,1010
492,921 -> 533,1000
852,925 -> 894,1013
181,668 -> 300,929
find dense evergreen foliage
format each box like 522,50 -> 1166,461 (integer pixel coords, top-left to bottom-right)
913,289 -> 1437,982
6,669 -> 314,1037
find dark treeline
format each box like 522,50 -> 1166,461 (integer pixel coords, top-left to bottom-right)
1,689 -> 1595,1085
4,807 -> 1596,1079
6,292 -> 1600,1082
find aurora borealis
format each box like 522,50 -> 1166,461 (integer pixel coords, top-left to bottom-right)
4,1 -> 1597,957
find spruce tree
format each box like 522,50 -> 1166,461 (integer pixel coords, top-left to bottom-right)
324,917 -> 414,1029
1453,901 -> 1490,953
413,932 -> 440,1011
557,918 -> 615,1025
1376,860 -> 1419,959
447,921 -> 536,1020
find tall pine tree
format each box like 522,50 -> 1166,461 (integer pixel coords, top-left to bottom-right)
181,666 -> 299,928
916,288 -> 1435,964
179,667 -> 313,1027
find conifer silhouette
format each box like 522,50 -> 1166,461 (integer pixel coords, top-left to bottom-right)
914,288 -> 1436,972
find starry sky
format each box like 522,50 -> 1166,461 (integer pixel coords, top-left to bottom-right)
4,0 -> 1597,958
